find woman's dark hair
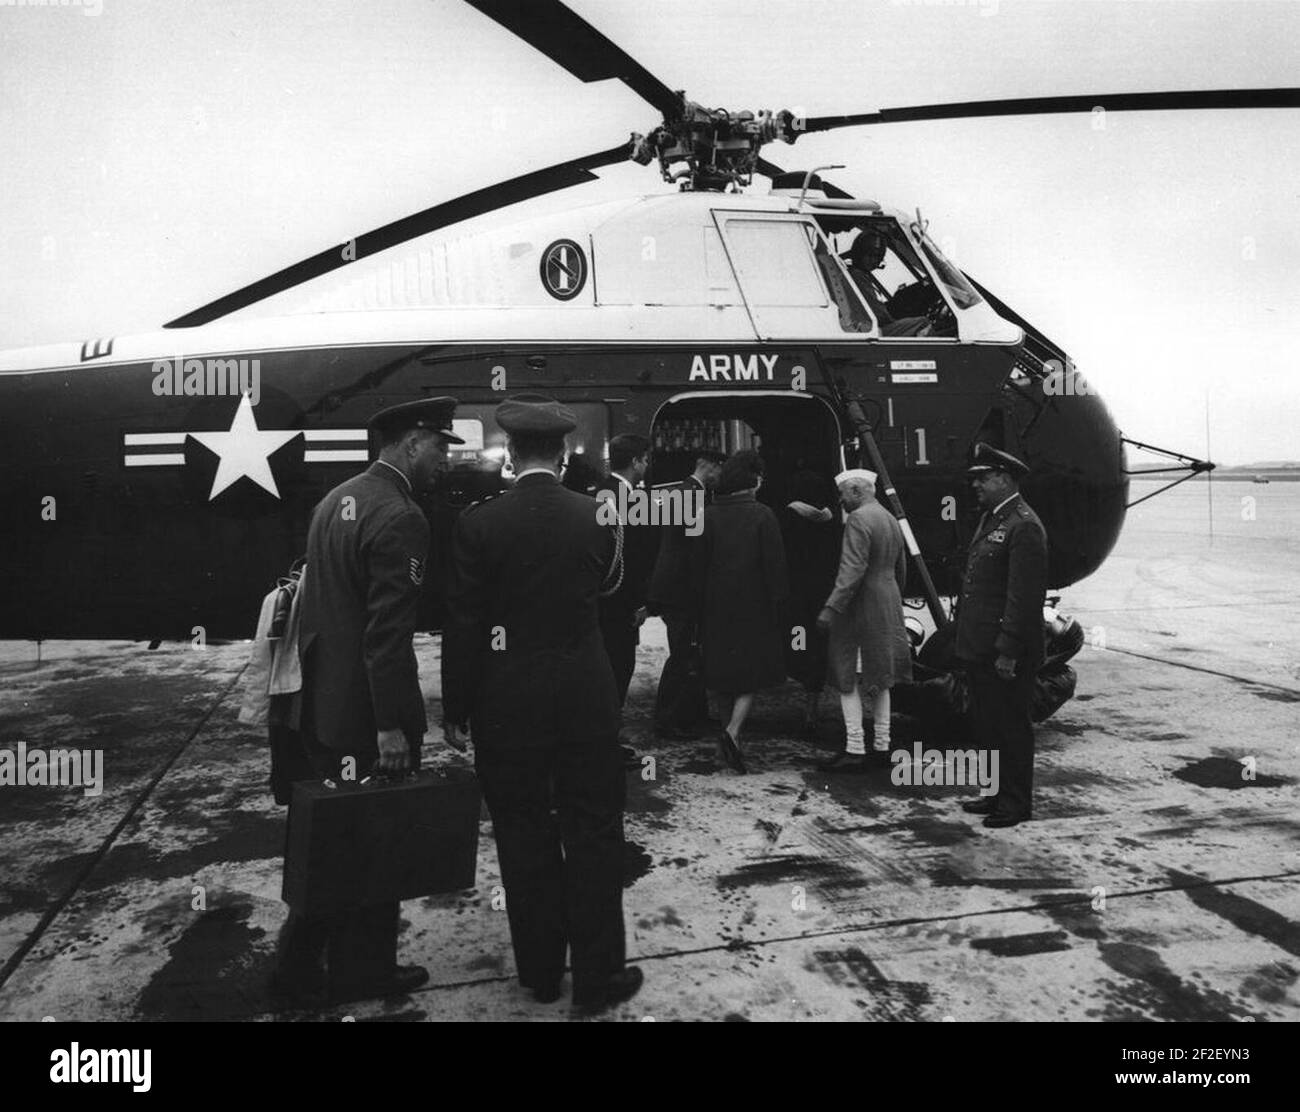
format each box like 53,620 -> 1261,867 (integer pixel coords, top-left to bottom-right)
716,449 -> 765,494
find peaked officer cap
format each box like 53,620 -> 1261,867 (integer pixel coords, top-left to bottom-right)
966,442 -> 1029,478
495,393 -> 577,436
368,396 -> 465,443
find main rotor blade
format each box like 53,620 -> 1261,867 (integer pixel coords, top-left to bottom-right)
164,144 -> 629,329
465,0 -> 681,118
802,87 -> 1300,133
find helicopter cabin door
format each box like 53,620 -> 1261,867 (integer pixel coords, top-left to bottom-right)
713,212 -> 873,340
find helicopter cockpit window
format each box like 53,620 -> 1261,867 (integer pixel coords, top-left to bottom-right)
819,217 -> 959,338
914,230 -> 984,310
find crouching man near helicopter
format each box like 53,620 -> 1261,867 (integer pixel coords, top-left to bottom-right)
954,444 -> 1049,829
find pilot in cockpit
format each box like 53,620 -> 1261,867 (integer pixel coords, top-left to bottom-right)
844,228 -> 933,338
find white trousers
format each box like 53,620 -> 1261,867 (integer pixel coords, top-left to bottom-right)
840,685 -> 891,755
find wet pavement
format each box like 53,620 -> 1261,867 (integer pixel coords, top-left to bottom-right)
0,479 -> 1297,1022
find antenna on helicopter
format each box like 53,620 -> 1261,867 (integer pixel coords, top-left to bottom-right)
799,165 -> 846,207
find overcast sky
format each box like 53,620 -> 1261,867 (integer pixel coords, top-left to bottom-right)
1,0 -> 1297,465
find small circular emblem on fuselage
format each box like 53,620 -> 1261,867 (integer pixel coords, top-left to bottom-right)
540,239 -> 587,301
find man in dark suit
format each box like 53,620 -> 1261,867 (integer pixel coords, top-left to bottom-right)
273,396 -> 463,1004
598,434 -> 657,703
955,443 -> 1049,829
647,449 -> 725,738
441,395 -> 643,1014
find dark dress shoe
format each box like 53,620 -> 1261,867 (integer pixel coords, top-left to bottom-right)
961,797 -> 998,815
391,964 -> 431,992
818,750 -> 872,773
572,966 -> 644,1015
343,963 -> 430,1001
717,729 -> 747,774
621,745 -> 640,768
983,812 -> 1030,829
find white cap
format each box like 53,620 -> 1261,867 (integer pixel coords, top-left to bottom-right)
835,468 -> 878,486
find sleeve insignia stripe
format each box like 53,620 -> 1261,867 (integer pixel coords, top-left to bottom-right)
409,556 -> 425,585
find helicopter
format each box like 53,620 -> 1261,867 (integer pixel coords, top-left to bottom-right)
0,0 -> 1293,644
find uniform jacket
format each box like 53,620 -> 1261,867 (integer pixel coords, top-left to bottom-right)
823,496 -> 912,693
598,473 -> 659,625
297,461 -> 430,753
441,472 -> 621,740
954,493 -> 1049,664
646,475 -> 707,614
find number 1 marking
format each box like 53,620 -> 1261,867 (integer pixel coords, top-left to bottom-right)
915,427 -> 930,465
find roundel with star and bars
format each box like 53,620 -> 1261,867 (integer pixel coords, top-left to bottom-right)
120,386 -> 370,519
539,238 -> 587,301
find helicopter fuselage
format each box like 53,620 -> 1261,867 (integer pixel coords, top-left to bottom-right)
0,191 -> 1128,641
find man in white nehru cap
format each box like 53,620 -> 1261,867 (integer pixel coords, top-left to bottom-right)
815,468 -> 913,770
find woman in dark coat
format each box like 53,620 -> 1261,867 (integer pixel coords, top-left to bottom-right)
693,450 -> 790,772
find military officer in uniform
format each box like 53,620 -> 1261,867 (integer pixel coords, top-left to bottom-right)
954,443 -> 1049,828
273,396 -> 463,1004
441,395 -> 643,1014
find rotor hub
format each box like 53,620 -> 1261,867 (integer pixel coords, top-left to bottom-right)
630,95 -> 801,191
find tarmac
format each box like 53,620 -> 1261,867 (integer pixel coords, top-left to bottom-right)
0,478 -> 1297,1022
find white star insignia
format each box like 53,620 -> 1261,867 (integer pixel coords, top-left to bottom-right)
189,393 -> 301,500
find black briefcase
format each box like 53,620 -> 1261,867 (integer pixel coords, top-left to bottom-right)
282,767 -> 481,915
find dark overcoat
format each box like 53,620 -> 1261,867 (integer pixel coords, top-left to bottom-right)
692,491 -> 790,695
297,461 -> 430,755
597,474 -> 659,625
440,472 -> 620,743
646,475 -> 707,614
439,471 -> 627,996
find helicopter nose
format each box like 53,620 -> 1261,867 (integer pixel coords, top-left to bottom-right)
1015,377 -> 1129,586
